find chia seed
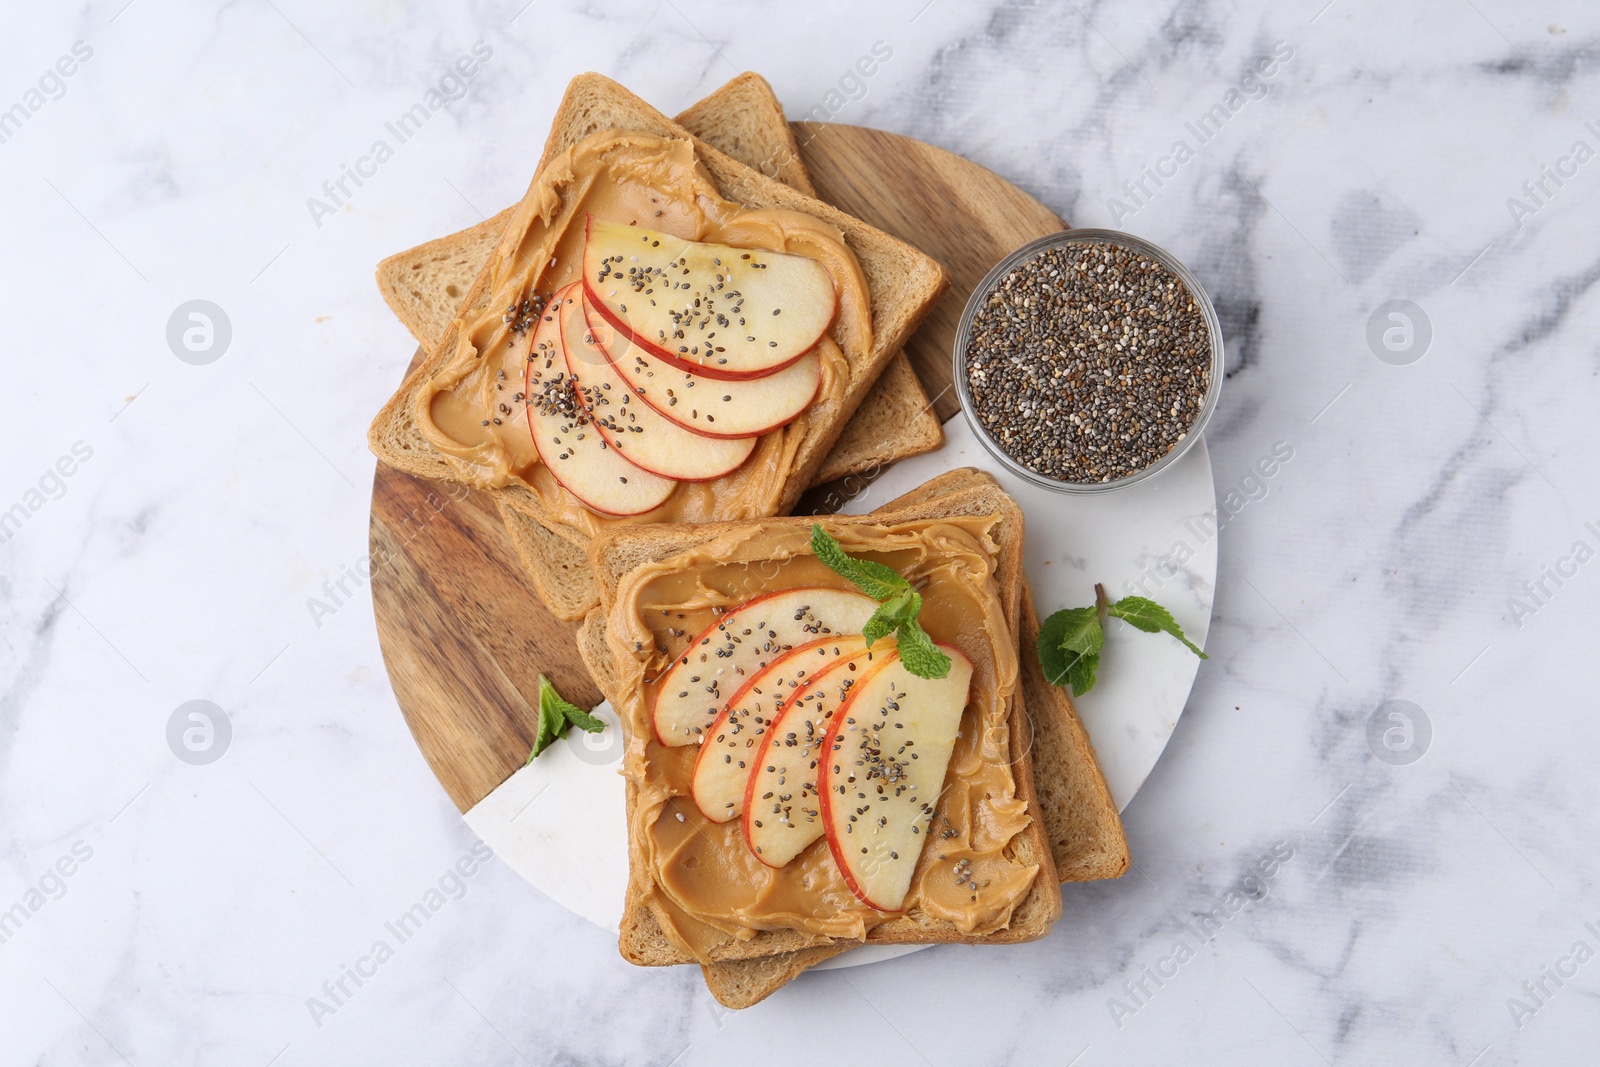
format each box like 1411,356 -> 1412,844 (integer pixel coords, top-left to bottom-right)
963,240 -> 1213,484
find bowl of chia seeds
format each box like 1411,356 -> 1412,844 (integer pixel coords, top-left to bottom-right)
954,229 -> 1224,494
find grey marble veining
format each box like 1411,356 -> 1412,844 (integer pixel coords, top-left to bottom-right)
2,0 -> 1598,1063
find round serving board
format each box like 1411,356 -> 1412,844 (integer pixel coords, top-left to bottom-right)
370,124 -> 1217,970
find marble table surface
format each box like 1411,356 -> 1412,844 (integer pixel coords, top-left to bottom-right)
3,1 -> 1598,1063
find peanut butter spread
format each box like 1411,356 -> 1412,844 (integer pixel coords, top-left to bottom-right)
609,518 -> 1039,961
414,131 -> 873,534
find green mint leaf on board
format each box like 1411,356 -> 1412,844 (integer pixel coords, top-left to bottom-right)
809,524 -> 950,679
1107,597 -> 1208,659
1039,584 -> 1205,698
527,675 -> 603,762
529,697 -> 566,762
896,614 -> 953,680
1064,647 -> 1099,696
810,524 -> 911,601
1050,605 -> 1104,656
1037,606 -> 1104,694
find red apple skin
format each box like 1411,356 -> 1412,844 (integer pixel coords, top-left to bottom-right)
581,215 -> 836,382
652,587 -> 799,746
649,587 -> 873,746
815,653 -> 905,910
689,635 -> 862,823
583,295 -> 820,441
524,284 -> 675,517
557,289 -> 755,482
741,647 -> 880,868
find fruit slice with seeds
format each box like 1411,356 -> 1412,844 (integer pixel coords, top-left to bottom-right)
817,647 -> 973,911
743,644 -> 889,867
525,284 -> 676,516
557,287 -> 757,480
691,635 -> 869,823
585,294 -> 821,440
583,215 -> 836,380
650,588 -> 878,747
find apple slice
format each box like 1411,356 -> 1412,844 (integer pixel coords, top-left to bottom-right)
583,215 -> 836,380
584,295 -> 820,440
651,587 -> 878,746
525,284 -> 676,516
743,645 -> 887,867
818,647 -> 974,912
691,635 -> 869,823
555,288 -> 757,481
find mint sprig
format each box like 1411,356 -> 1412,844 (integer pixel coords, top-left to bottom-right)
527,674 -> 604,762
1039,584 -> 1206,697
809,525 -> 909,600
1107,596 -> 1207,659
810,524 -> 952,679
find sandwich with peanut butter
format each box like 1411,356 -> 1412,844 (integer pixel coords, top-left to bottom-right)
578,472 -> 1075,976
367,74 -> 948,609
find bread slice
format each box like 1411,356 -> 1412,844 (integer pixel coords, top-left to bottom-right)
812,352 -> 942,484
581,469 -> 1126,1004
366,73 -> 948,566
467,72 -> 938,621
376,208 -> 513,360
580,478 -> 1061,970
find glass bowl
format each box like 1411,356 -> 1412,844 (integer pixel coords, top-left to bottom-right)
952,228 -> 1225,494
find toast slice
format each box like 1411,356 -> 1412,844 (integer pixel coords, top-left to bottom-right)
471,73 -> 938,621
580,477 -> 1061,971
366,74 -> 948,563
580,469 -> 1127,1005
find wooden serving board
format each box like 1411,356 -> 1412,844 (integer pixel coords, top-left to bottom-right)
371,124 -> 1065,814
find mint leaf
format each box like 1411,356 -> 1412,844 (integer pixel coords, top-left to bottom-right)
809,524 -> 949,679
1039,586 -> 1207,699
1108,597 -> 1207,659
1064,650 -> 1099,696
541,674 -> 604,732
527,675 -> 603,762
1053,605 -> 1104,655
896,615 -> 953,680
810,524 -> 911,601
863,589 -> 916,646
1037,606 -> 1106,694
529,698 -> 566,762
862,609 -> 896,647
562,703 -> 606,734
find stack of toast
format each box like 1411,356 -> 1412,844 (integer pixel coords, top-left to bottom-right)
368,72 -> 1127,1008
